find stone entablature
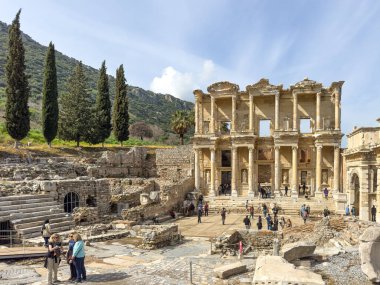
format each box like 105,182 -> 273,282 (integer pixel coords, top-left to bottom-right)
193,78 -> 344,199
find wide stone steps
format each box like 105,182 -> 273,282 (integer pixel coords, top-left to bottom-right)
0,194 -> 73,241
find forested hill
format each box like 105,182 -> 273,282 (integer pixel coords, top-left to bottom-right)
0,21 -> 193,132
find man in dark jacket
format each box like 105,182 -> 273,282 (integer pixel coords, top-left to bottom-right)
243,215 -> 251,229
371,205 -> 377,222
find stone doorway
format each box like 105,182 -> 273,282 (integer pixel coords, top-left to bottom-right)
220,171 -> 231,195
351,173 -> 360,216
0,220 -> 10,245
64,192 -> 80,213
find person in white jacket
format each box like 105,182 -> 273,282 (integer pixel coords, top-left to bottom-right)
41,219 -> 52,247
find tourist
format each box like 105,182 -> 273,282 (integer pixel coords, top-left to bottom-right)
197,204 -> 202,223
204,202 -> 209,216
189,202 -> 195,216
351,205 -> 356,216
46,233 -> 63,285
300,204 -> 305,218
302,209 -> 308,224
272,204 -> 279,217
243,215 -> 251,230
262,203 -> 268,217
245,200 -> 249,211
72,233 -> 86,283
345,205 -> 350,216
323,187 -> 329,199
273,216 -> 279,231
279,217 -> 286,229
41,219 -> 52,247
323,207 -> 330,217
302,183 -> 306,195
266,214 -> 272,230
221,207 -> 227,225
249,206 -> 254,219
284,185 -> 288,196
286,218 -> 292,228
266,189 -> 272,198
306,205 -> 310,216
257,216 -> 263,230
169,208 -> 176,219
371,205 -> 377,222
66,233 -> 77,281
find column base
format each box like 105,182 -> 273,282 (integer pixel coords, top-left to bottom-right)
231,190 -> 238,197
208,190 -> 216,197
291,190 -> 298,198
248,192 -> 255,199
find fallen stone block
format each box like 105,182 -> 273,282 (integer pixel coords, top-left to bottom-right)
213,262 -> 247,279
359,227 -> 380,283
253,255 -> 324,285
281,241 -> 316,261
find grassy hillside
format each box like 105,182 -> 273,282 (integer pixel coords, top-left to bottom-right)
0,21 -> 193,135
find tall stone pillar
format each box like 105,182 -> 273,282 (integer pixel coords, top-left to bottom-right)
275,93 -> 280,130
334,90 -> 341,130
249,94 -> 254,133
210,97 -> 216,134
293,91 -> 298,131
316,145 -> 322,193
316,92 -> 321,131
194,98 -> 199,135
231,96 -> 236,133
377,168 -> 380,217
274,146 -> 281,196
291,146 -> 298,197
248,146 -> 255,197
194,149 -> 200,191
231,146 -> 238,197
210,147 -> 216,196
333,146 -> 340,192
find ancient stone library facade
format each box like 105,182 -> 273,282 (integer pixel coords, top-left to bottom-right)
344,119 -> 380,220
192,78 -> 344,199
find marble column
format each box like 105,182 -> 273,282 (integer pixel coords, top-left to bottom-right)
333,146 -> 340,192
210,97 -> 216,134
194,98 -> 199,135
210,147 -> 216,196
316,145 -> 322,193
275,93 -> 280,130
377,168 -> 380,217
231,96 -> 236,133
292,146 -> 298,196
249,94 -> 254,133
293,91 -> 298,131
194,149 -> 200,191
199,96 -> 203,134
231,146 -> 238,197
248,146 -> 255,197
335,91 -> 341,130
316,92 -> 321,131
274,146 -> 281,195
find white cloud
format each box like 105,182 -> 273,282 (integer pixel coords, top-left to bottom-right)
150,59 -> 218,102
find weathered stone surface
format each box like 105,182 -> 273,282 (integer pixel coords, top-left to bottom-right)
253,256 -> 324,285
213,262 -> 247,279
281,241 -> 316,261
359,227 -> 380,282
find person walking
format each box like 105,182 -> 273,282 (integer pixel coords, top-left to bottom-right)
197,204 -> 203,223
257,215 -> 263,230
345,205 -> 350,216
221,208 -> 227,225
41,219 -> 52,247
243,215 -> 251,229
284,185 -> 288,197
204,202 -> 209,216
279,217 -> 286,229
46,233 -> 63,285
245,200 -> 249,211
371,205 -> 377,222
249,206 -> 254,219
351,205 -> 356,216
66,233 -> 77,281
72,233 -> 86,283
323,207 -> 330,217
323,187 -> 329,199
266,214 -> 272,230
263,203 -> 268,217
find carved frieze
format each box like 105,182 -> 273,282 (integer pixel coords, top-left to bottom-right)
246,78 -> 282,96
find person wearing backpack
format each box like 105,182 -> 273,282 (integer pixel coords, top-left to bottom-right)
41,219 -> 52,247
72,233 -> 87,283
46,233 -> 63,285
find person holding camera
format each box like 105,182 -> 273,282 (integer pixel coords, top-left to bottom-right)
46,233 -> 63,285
66,233 -> 77,281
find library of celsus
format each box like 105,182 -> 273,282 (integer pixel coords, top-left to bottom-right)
193,78 -> 344,199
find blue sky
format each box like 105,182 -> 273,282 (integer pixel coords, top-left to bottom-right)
1,0 -> 380,139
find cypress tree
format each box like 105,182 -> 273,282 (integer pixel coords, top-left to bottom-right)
5,9 -> 30,147
94,60 -> 111,145
112,64 -> 129,145
42,42 -> 59,147
58,61 -> 92,147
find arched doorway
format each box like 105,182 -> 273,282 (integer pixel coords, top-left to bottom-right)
351,173 -> 360,216
64,192 -> 80,213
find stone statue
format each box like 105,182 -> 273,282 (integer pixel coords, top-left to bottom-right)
242,169 -> 248,183
206,170 -> 210,184
282,170 -> 289,184
322,170 -> 328,184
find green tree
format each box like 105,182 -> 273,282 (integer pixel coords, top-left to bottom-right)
41,42 -> 59,147
170,110 -> 193,145
112,64 -> 129,145
129,121 -> 153,140
93,60 -> 111,146
58,61 -> 92,147
5,9 -> 30,147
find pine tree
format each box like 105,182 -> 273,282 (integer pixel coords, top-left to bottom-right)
42,42 -> 59,147
94,60 -> 111,145
112,64 -> 129,145
5,9 -> 30,147
58,61 -> 92,147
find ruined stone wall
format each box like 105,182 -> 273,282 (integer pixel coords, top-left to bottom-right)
155,145 -> 194,181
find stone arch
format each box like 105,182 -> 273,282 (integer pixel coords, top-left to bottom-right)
64,192 -> 80,213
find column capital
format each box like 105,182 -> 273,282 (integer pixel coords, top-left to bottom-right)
274,145 -> 281,150
292,145 -> 298,151
248,145 -> 255,151
209,146 -> 216,152
231,145 -> 238,152
317,91 -> 322,97
315,144 -> 323,150
292,90 -> 299,97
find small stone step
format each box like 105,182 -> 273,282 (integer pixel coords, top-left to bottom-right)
0,197 -> 54,207
14,217 -> 72,230
19,220 -> 73,235
22,225 -> 72,239
12,213 -> 71,225
0,201 -> 58,212
0,194 -> 51,202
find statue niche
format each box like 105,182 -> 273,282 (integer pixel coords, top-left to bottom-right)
258,148 -> 273,160
241,169 -> 248,184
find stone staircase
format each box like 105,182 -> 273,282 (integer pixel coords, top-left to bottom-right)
0,194 -> 73,240
205,196 -> 336,217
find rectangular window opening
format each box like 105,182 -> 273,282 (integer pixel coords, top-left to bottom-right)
300,118 -> 312,133
259,120 -> 271,137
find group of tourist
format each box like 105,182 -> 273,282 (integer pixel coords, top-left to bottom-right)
42,220 -> 87,284
345,204 -> 358,217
